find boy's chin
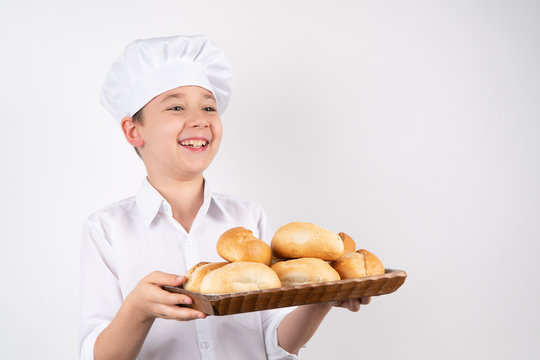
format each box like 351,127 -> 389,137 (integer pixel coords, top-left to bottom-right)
148,156 -> 213,180
173,164 -> 210,179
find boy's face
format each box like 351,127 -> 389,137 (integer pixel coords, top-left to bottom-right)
132,85 -> 223,181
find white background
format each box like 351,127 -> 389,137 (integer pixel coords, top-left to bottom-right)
1,0 -> 539,359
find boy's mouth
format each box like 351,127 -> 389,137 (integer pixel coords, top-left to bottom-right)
178,138 -> 209,149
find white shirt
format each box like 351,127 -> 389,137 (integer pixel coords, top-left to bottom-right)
79,178 -> 298,360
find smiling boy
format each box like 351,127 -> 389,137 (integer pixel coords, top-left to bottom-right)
79,35 -> 368,360
124,86 -> 222,233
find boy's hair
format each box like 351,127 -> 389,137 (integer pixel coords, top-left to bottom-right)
131,109 -> 143,159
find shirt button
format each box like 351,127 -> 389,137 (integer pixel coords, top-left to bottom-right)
199,342 -> 209,350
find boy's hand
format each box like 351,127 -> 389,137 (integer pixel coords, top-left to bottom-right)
124,271 -> 207,322
332,297 -> 371,312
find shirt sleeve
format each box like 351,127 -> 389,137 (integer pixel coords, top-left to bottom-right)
260,308 -> 302,360
79,217 -> 123,360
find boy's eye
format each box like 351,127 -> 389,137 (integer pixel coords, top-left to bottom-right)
203,107 -> 216,112
169,106 -> 183,111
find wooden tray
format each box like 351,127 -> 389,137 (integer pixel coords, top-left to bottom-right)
164,268 -> 406,315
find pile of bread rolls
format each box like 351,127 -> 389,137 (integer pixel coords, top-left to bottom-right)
183,223 -> 385,294
183,227 -> 281,294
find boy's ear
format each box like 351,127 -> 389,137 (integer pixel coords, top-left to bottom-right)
121,116 -> 144,147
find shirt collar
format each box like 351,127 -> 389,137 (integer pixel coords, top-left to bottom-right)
136,178 -> 165,227
135,177 -> 220,228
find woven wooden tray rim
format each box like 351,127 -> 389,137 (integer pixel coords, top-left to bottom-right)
164,268 -> 406,315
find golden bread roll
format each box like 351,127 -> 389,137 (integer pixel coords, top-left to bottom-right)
338,232 -> 356,253
332,249 -> 385,279
183,262 -> 228,292
271,222 -> 344,260
217,227 -> 272,265
331,253 -> 367,279
199,262 -> 281,294
270,257 -> 341,286
357,249 -> 385,276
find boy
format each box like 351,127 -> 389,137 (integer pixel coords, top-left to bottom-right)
79,35 -> 368,360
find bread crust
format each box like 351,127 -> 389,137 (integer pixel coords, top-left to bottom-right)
270,257 -> 341,286
271,222 -> 344,260
338,232 -> 356,253
332,249 -> 385,279
184,262 -> 228,292
199,262 -> 281,294
331,252 -> 367,279
217,227 -> 272,265
357,249 -> 385,276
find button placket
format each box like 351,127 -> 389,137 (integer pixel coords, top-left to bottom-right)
183,234 -> 201,273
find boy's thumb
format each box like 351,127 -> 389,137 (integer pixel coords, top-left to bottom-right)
147,271 -> 185,286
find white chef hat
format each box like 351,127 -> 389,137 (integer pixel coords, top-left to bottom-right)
101,35 -> 233,122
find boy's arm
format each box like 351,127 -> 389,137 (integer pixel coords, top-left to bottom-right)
276,298 -> 371,355
94,272 -> 205,360
80,220 -> 205,360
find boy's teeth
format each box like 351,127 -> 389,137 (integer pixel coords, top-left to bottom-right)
180,139 -> 207,148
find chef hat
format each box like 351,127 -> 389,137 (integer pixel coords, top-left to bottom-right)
101,35 -> 233,122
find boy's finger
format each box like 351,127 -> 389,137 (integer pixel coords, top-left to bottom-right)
145,271 -> 185,286
171,307 -> 207,321
360,297 -> 371,305
153,304 -> 206,321
345,299 -> 361,312
149,289 -> 193,306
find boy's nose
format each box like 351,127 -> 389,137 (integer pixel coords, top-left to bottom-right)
187,114 -> 209,128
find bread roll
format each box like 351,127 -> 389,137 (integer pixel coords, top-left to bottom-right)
357,249 -> 385,276
331,253 -> 367,279
332,249 -> 385,279
338,232 -> 356,253
199,262 -> 281,294
270,258 -> 341,286
271,222 -> 344,260
184,262 -> 228,292
217,227 -> 272,265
